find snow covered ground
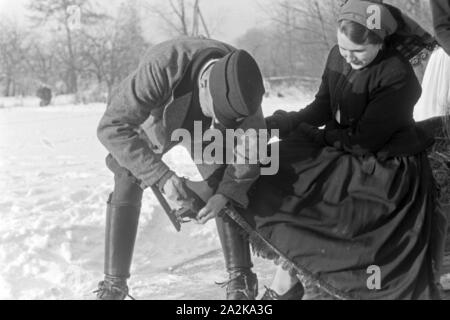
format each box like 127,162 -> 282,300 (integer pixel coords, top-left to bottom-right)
0,90 -> 313,300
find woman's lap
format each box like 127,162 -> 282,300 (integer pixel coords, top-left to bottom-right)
242,133 -> 446,299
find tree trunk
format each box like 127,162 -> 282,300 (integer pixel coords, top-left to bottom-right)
107,81 -> 113,99
67,69 -> 78,94
4,77 -> 11,96
64,18 -> 78,94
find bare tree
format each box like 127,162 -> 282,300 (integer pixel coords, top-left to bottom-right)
145,0 -> 211,38
0,0 -> 148,99
26,42 -> 56,85
27,0 -> 107,94
265,0 -> 338,49
80,1 -> 149,96
0,20 -> 29,96
236,27 -> 283,77
251,0 -> 339,78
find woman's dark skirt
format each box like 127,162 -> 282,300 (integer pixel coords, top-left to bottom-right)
239,131 -> 447,300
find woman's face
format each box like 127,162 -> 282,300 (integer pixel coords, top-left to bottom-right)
337,30 -> 382,70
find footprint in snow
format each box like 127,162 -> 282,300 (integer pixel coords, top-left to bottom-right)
40,138 -> 54,149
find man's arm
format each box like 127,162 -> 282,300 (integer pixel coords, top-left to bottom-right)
97,57 -> 172,188
215,108 -> 267,209
431,0 -> 450,55
196,108 -> 266,224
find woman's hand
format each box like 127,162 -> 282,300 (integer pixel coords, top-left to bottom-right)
297,123 -> 326,146
196,194 -> 229,225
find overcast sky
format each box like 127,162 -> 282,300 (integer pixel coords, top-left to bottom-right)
0,0 -> 272,44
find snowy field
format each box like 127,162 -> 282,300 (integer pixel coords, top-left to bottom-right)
0,91 -> 313,300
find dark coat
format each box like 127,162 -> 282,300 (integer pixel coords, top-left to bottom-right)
97,37 -> 266,207
242,46 -> 445,300
431,0 -> 450,55
268,45 -> 433,159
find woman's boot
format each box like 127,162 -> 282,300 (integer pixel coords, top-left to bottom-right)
261,282 -> 305,300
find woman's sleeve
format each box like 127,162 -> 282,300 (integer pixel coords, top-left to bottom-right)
431,0 -> 450,55
324,68 -> 421,155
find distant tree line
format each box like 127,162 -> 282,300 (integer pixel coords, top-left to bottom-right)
0,0 -> 149,101
0,0 -> 434,100
236,0 -> 433,81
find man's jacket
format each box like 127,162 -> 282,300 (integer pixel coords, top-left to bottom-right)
97,37 -> 266,208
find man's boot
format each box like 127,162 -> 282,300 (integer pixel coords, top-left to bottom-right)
95,275 -> 132,300
95,193 -> 141,300
216,215 -> 258,300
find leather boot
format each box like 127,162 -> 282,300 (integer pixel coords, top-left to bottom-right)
96,192 -> 141,300
261,282 -> 305,300
216,215 -> 258,300
95,275 -> 133,300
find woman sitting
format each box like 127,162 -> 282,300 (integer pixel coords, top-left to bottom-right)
241,0 -> 447,300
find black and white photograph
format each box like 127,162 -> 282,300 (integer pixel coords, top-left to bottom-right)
0,0 -> 449,302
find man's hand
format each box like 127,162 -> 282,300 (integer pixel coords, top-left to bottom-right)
162,174 -> 189,208
196,194 -> 229,225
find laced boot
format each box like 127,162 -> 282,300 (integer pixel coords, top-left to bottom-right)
94,276 -> 134,300
217,269 -> 259,300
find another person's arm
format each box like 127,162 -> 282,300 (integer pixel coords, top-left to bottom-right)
197,109 -> 266,224
266,49 -> 334,138
217,108 -> 266,208
322,64 -> 421,155
431,0 -> 450,55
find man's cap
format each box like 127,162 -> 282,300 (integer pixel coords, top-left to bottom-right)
209,50 -> 265,129
338,0 -> 398,40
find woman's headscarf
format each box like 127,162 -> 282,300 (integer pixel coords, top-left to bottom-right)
338,0 -> 438,66
338,0 -> 398,40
